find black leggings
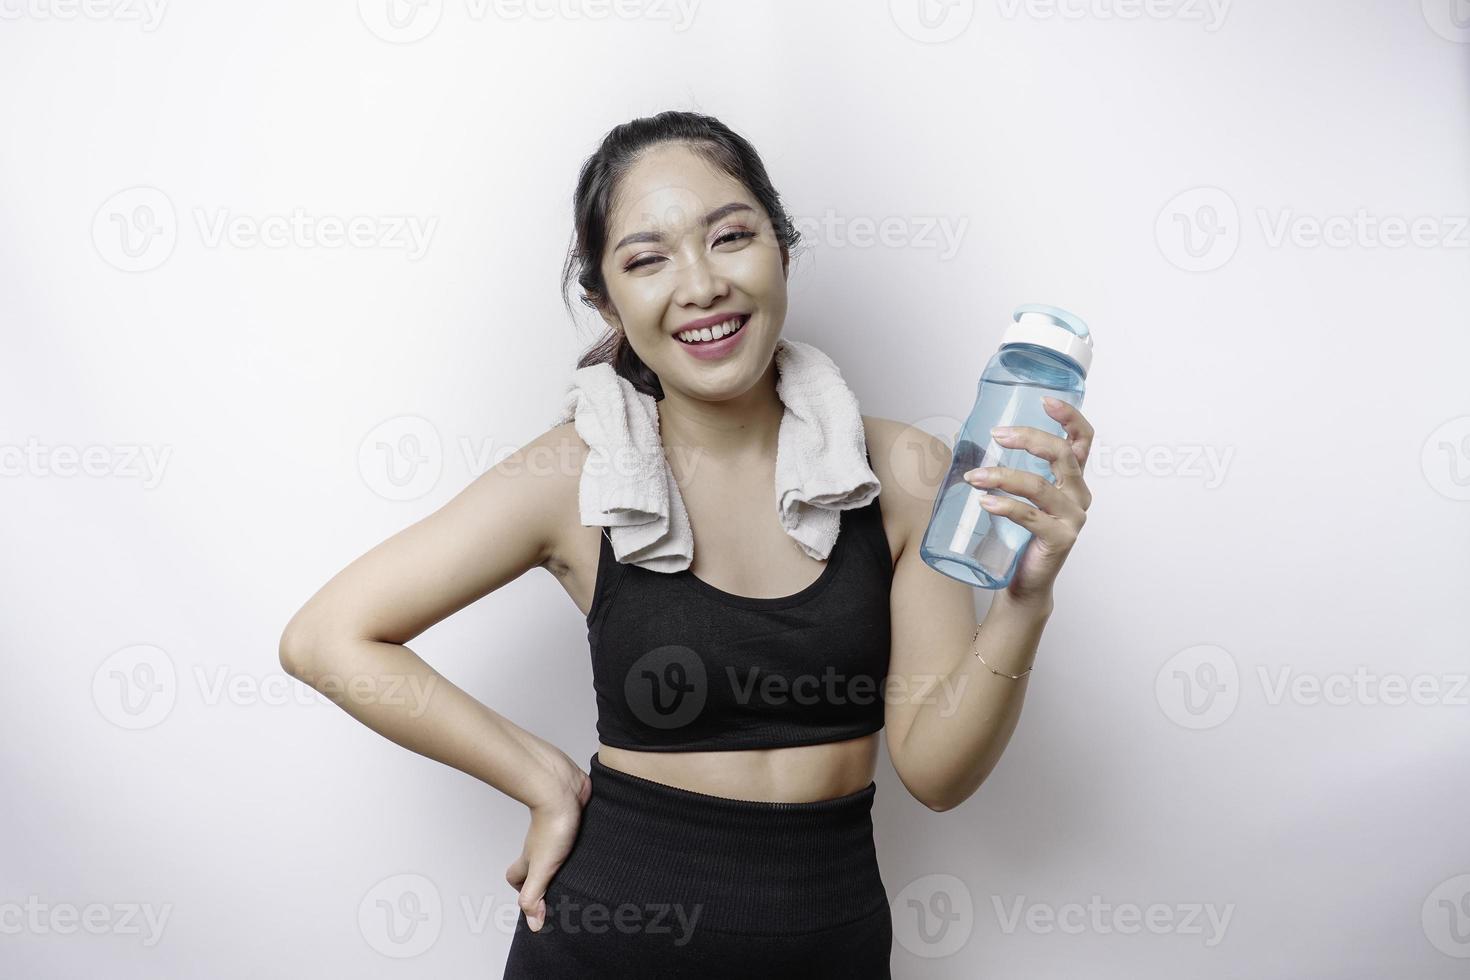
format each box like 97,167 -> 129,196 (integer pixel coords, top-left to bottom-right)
502,752 -> 892,978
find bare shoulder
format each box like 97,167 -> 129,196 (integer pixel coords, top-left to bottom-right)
861,415 -> 953,559
506,420 -> 589,574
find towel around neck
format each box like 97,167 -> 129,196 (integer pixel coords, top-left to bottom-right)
551,337 -> 880,572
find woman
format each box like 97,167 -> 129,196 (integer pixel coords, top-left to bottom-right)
279,110 -> 1095,977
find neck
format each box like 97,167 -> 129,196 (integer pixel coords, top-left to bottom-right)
656,357 -> 783,478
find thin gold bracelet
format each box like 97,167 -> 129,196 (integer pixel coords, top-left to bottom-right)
971,623 -> 1032,680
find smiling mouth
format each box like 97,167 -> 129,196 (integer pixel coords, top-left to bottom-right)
675,314 -> 750,345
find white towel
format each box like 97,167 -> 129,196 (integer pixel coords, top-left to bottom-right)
549,337 -> 880,572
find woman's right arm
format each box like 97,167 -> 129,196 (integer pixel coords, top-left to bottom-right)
277,422 -> 589,815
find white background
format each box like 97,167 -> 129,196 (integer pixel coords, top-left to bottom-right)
3,1 -> 1468,976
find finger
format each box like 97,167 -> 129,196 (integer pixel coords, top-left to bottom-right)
964,466 -> 1085,524
505,856 -> 527,892
978,492 -> 1078,551
519,887 -> 547,933
991,426 -> 1091,510
1041,397 -> 1095,470
520,862 -> 562,932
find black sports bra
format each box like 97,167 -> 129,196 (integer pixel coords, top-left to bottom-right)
585,475 -> 895,752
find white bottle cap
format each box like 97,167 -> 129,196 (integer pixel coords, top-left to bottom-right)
1000,304 -> 1094,376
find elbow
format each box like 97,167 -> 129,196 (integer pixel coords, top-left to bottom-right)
896,764 -> 967,813
280,615 -> 376,685
278,616 -> 322,679
921,790 -> 963,814
906,761 -> 985,812
923,768 -> 1000,812
892,740 -> 969,812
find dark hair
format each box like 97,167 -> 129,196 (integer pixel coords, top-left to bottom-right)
561,110 -> 803,400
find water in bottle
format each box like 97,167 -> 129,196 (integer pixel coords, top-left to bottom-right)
920,304 -> 1094,589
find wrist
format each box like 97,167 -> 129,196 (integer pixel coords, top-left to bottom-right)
519,742 -> 584,814
993,588 -> 1055,622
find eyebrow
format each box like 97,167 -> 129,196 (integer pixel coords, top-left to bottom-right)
612,202 -> 755,252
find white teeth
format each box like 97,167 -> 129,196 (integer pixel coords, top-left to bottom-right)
678,315 -> 745,344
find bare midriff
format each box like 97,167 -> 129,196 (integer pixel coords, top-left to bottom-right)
596,731 -> 880,802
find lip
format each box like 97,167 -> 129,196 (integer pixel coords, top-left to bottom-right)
674,313 -> 751,361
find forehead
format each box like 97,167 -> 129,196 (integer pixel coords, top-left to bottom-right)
608,143 -> 751,236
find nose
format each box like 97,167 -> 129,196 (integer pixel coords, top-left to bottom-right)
671,249 -> 730,310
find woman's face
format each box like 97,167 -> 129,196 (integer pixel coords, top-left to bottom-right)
597,142 -> 789,400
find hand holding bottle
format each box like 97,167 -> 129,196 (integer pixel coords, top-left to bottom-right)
960,396 -> 1095,608
921,304 -> 1097,591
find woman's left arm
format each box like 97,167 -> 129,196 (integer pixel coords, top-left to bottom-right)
883,399 -> 1095,812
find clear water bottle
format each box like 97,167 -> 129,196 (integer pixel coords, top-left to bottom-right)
920,304 -> 1094,589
